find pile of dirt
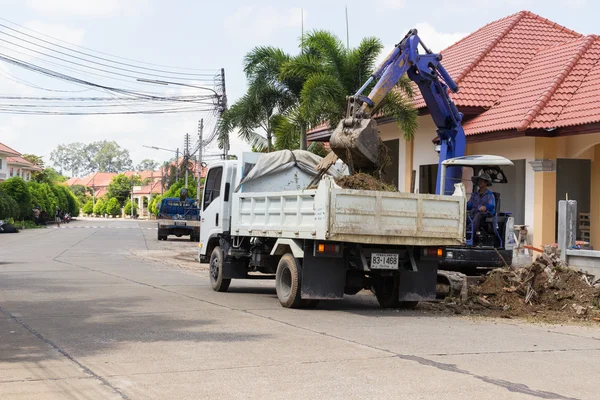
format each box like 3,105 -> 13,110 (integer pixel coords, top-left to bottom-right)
438,253 -> 600,323
335,173 -> 396,192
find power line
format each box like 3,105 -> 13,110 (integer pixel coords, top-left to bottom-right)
0,36 -> 216,82
0,16 -> 218,72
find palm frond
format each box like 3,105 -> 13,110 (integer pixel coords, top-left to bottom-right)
302,30 -> 347,80
299,73 -> 346,125
346,36 -> 383,91
395,75 -> 414,98
244,46 -> 290,83
271,115 -> 300,150
378,91 -> 419,140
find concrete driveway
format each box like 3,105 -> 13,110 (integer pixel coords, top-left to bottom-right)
0,219 -> 598,399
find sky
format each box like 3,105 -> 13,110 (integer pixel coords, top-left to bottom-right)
0,0 -> 596,175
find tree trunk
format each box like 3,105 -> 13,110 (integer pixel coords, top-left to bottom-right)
300,122 -> 307,150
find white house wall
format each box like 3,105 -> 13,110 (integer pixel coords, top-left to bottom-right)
378,122 -> 407,189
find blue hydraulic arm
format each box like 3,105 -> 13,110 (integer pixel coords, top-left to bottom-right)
329,29 -> 466,195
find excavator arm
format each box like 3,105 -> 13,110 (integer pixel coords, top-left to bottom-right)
329,29 -> 466,195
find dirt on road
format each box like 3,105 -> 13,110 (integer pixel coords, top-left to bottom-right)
433,253 -> 600,324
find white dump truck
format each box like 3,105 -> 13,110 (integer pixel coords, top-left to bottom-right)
199,150 -> 466,309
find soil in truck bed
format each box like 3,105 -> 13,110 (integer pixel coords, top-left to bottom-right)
335,173 -> 396,192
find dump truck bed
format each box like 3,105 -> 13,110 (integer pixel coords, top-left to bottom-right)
231,178 -> 465,246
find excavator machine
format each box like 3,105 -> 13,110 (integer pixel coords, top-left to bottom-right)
328,29 -> 514,289
329,28 -> 465,195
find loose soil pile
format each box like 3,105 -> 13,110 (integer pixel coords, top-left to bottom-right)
435,253 -> 600,324
335,173 -> 396,192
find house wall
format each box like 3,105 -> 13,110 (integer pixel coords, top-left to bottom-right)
363,118 -> 600,248
0,156 -> 8,181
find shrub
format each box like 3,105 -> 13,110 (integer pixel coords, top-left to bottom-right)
0,177 -> 32,219
124,199 -> 138,216
105,197 -> 121,216
93,199 -> 106,215
82,200 -> 94,215
0,190 -> 19,219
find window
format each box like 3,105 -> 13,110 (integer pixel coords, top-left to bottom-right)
9,168 -> 13,177
203,167 -> 223,210
0,159 -> 3,169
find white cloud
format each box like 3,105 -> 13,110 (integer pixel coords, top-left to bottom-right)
25,0 -> 149,17
413,22 -> 467,53
23,21 -> 86,46
376,23 -> 466,66
375,0 -> 405,9
224,6 -> 304,41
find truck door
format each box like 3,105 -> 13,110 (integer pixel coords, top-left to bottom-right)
200,165 -> 223,254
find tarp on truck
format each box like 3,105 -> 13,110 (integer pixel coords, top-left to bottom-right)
236,150 -> 344,192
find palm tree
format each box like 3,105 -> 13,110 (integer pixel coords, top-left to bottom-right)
218,47 -> 304,152
281,30 -> 418,140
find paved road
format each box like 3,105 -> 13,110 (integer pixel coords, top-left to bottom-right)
1,219 -> 599,400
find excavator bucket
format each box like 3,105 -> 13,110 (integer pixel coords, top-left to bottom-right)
329,117 -> 381,173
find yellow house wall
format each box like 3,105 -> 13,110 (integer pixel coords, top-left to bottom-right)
377,115 -> 600,248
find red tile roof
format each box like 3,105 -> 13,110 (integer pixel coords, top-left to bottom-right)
464,35 -> 600,134
0,142 -> 20,156
75,172 -> 117,188
7,156 -> 43,171
65,177 -> 80,186
413,11 -> 582,109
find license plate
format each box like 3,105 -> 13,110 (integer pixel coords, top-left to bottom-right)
174,221 -> 186,226
370,253 -> 399,269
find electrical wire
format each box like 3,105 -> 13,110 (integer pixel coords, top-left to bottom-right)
0,17 -> 218,72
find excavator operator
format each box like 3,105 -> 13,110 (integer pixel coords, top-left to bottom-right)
467,173 -> 495,237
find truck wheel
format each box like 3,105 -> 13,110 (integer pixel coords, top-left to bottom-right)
275,254 -> 303,308
373,278 -> 400,308
210,246 -> 231,292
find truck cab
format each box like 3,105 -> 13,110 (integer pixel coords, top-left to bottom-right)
157,197 -> 201,242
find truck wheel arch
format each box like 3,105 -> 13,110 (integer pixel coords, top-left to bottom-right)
270,239 -> 305,259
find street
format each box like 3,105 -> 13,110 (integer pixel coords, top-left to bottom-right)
1,219 -> 599,400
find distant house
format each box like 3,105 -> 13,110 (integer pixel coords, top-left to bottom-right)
308,10 -> 600,249
0,142 -> 43,182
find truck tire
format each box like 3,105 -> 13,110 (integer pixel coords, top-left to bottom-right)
210,246 -> 231,292
373,278 -> 400,308
275,254 -> 303,308
157,229 -> 167,241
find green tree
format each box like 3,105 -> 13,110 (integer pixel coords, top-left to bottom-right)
93,199 -> 106,215
281,30 -> 417,140
218,46 -> 303,152
51,141 -> 133,176
70,185 -> 91,205
105,197 -> 121,216
124,199 -> 138,216
136,159 -> 160,171
149,195 -> 162,216
82,200 -> 94,215
34,167 -> 67,185
107,174 -> 132,206
0,190 -> 19,219
22,154 -> 45,169
0,177 -> 32,219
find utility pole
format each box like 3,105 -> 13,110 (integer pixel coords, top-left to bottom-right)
130,171 -> 135,218
197,119 -> 203,204
184,133 -> 191,188
175,147 -> 179,183
219,68 -> 229,159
